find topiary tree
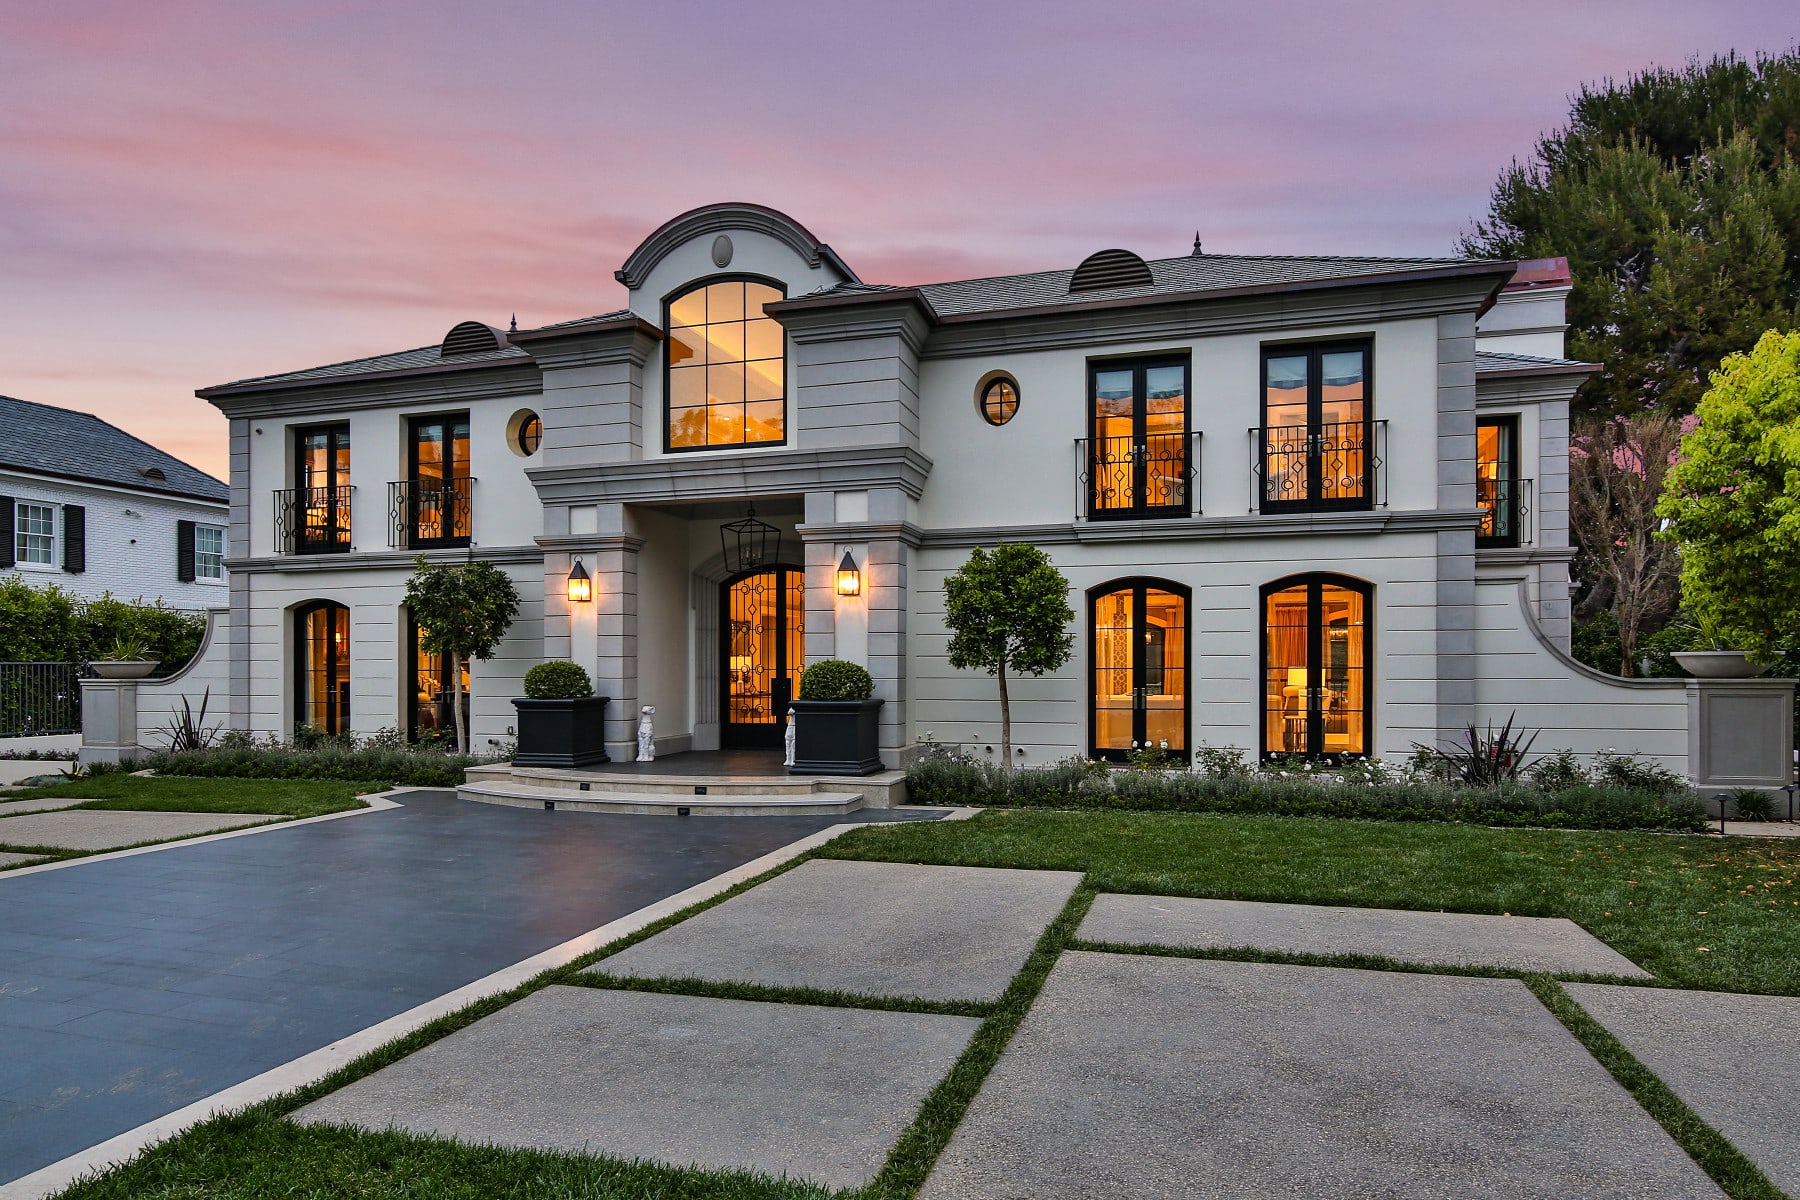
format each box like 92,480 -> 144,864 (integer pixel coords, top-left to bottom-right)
1657,329 -> 1800,661
523,661 -> 592,700
943,544 -> 1074,768
799,659 -> 874,701
404,555 -> 521,753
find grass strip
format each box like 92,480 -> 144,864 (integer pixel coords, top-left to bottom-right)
1068,936 -> 1652,987
1526,977 -> 1787,1200
2,774 -> 374,818
572,971 -> 989,1019
855,887 -> 1097,1199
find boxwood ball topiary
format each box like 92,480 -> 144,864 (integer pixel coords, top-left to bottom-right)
799,659 -> 874,701
523,660 -> 593,700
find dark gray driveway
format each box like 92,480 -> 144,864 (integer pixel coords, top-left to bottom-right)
0,792 -> 930,1183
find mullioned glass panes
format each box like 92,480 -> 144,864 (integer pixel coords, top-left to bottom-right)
667,280 -> 786,450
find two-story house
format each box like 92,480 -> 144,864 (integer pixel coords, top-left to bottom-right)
184,203 -> 1741,772
0,395 -> 230,611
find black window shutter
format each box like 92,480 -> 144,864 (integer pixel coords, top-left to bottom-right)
0,497 -> 13,569
62,505 -> 85,573
176,519 -> 196,582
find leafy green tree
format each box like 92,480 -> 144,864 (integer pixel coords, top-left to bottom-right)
1657,329 -> 1800,660
404,556 -> 521,753
943,544 -> 1075,767
1462,50 -> 1800,421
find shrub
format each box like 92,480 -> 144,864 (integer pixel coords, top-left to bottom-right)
1733,788 -> 1777,821
1525,748 -> 1589,791
141,742 -> 498,787
1593,749 -> 1690,797
1420,714 -> 1537,787
799,659 -> 874,701
523,661 -> 592,700
0,578 -> 205,670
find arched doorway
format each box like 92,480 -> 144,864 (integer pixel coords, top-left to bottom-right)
1089,579 -> 1189,761
293,600 -> 350,736
1261,574 -> 1372,759
720,567 -> 804,748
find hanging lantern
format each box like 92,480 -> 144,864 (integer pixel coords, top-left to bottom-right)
566,556 -> 592,603
835,550 -> 861,596
720,506 -> 780,574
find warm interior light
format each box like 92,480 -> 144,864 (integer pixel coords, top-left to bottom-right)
1286,667 -> 1307,691
567,557 -> 592,604
835,550 -> 861,597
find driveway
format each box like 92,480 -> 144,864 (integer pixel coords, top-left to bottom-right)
0,791 -> 927,1184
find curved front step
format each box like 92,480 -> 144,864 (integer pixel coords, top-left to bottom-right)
458,782 -> 865,817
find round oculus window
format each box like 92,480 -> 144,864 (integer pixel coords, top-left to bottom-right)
980,377 -> 1019,426
507,410 -> 543,457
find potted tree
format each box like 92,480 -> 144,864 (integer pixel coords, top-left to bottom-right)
788,659 -> 883,776
512,661 -> 610,768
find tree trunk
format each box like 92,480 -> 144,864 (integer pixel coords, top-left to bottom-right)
997,656 -> 1011,771
451,654 -> 468,754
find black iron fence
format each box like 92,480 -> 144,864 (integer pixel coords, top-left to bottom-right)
0,662 -> 82,737
1249,420 -> 1388,511
274,485 -> 354,554
1076,432 -> 1201,519
388,477 -> 474,549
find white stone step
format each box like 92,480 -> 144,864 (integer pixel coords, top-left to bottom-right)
458,781 -> 865,817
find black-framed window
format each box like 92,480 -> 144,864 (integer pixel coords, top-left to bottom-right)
665,276 -> 787,452
1088,356 -> 1189,519
405,413 -> 471,548
516,413 -> 542,456
1259,341 -> 1372,512
292,424 -> 351,553
294,600 -> 350,737
1089,578 -> 1190,761
1477,415 -> 1520,548
1261,574 -> 1371,760
980,375 -> 1019,426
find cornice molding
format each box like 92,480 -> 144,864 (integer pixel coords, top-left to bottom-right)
225,545 -> 543,574
800,507 -> 1483,550
515,323 -> 662,372
526,444 -> 934,505
205,361 -> 542,420
615,203 -> 859,289
533,533 -> 647,555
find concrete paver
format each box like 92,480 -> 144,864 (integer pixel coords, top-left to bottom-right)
1568,983 -> 1800,1195
921,951 -> 1721,1200
1079,893 -> 1649,976
295,984 -> 979,1190
589,859 -> 1081,1002
0,810 -> 280,851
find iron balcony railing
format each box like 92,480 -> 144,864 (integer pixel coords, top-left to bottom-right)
1075,431 -> 1202,519
1248,420 -> 1388,512
1477,475 -> 1534,548
0,662 -> 82,737
274,485 -> 354,554
388,477 -> 474,550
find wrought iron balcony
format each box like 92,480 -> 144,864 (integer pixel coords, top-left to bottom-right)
1248,420 -> 1387,512
1075,431 -> 1201,520
274,486 -> 353,554
389,477 -> 474,550
1477,476 -> 1533,548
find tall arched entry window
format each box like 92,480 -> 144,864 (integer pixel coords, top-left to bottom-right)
666,277 -> 787,451
721,568 -> 805,748
1090,579 -> 1189,761
294,601 -> 350,736
1261,575 -> 1371,759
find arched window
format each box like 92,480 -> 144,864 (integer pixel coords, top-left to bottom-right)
665,277 -> 787,451
1261,574 -> 1371,759
1089,579 -> 1189,761
294,601 -> 350,736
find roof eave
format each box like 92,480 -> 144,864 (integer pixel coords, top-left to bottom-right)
196,353 -> 538,401
507,314 -> 664,345
763,286 -> 940,323
0,461 -> 227,505
1477,362 -> 1601,380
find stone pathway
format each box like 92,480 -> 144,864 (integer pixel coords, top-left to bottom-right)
0,809 -> 280,852
1568,984 -> 1800,1196
1721,820 -> 1800,839
1079,893 -> 1649,976
296,985 -> 979,1190
590,859 -> 1081,1002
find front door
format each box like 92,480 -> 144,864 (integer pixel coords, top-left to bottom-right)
721,568 -> 804,748
1090,580 -> 1189,761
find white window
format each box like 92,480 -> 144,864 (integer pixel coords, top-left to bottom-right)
195,524 -> 225,580
16,503 -> 54,566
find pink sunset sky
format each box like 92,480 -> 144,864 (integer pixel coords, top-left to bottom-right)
0,1 -> 1790,479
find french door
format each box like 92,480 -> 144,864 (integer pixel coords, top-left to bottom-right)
1262,575 -> 1371,759
1090,580 -> 1189,761
1088,358 -> 1190,518
721,568 -> 804,749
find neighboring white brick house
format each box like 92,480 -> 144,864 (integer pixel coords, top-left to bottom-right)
136,202 -> 1786,783
0,396 -> 229,610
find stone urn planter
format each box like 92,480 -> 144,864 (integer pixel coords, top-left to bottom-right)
511,696 -> 611,768
787,698 -> 885,776
1671,651 -> 1773,679
89,660 -> 159,680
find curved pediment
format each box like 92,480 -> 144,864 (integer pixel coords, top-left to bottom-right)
615,202 -> 859,290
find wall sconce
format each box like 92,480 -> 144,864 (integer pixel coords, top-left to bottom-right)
567,557 -> 592,604
836,550 -> 861,597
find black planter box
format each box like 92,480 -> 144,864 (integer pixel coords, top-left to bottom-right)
512,696 -> 611,768
788,698 -> 884,776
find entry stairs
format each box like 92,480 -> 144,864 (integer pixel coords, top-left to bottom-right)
459,763 -> 907,817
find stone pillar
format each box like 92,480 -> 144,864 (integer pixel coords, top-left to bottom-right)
78,679 -> 140,766
1435,311 -> 1479,742
590,505 -> 642,764
865,536 -> 910,763
801,491 -> 839,666
1687,678 -> 1797,790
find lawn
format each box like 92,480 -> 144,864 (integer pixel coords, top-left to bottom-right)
2,774 -> 377,819
824,809 -> 1800,996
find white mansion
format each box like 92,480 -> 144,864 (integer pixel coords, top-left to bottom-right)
115,203 -> 1786,781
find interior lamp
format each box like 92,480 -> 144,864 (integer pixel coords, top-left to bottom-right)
836,550 -> 861,597
567,557 -> 593,604
1286,667 -> 1308,691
